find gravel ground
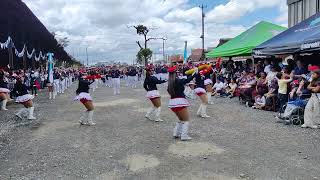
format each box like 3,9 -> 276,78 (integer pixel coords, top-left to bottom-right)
0,81 -> 320,180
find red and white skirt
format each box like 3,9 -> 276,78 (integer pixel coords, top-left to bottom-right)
74,92 -> 92,104
146,90 -> 161,100
204,79 -> 213,86
15,94 -> 34,103
0,88 -> 10,93
194,87 -> 206,96
168,98 -> 190,112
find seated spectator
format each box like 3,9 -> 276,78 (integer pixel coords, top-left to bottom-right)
256,72 -> 268,95
252,92 -> 266,110
292,60 -> 308,79
212,78 -> 226,96
264,78 -> 278,108
226,78 -> 237,98
239,71 -> 257,106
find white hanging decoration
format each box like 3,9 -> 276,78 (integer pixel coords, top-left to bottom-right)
0,36 -> 12,50
14,45 -> 26,58
27,48 -> 35,59
1,35 -> 52,61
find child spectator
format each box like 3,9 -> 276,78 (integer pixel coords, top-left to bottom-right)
276,72 -> 293,114
252,93 -> 266,110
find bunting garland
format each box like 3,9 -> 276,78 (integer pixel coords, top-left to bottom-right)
0,36 -> 47,61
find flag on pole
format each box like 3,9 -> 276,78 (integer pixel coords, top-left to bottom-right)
47,53 -> 54,83
183,41 -> 187,64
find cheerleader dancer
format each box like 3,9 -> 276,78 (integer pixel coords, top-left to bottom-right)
111,67 -> 121,95
74,73 -> 95,126
167,66 -> 198,141
14,77 -> 36,120
195,70 -> 210,118
47,81 -> 54,100
53,70 -> 60,98
143,67 -> 167,122
204,67 -> 214,105
0,72 -> 10,111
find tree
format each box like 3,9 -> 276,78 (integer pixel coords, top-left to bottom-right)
133,25 -> 156,66
134,25 -> 149,49
137,48 -> 152,65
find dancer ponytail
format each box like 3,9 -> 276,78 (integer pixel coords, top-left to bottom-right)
167,72 -> 177,97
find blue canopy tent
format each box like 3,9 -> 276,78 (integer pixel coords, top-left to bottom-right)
253,12 -> 320,55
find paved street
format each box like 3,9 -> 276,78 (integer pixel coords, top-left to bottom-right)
1,82 -> 320,180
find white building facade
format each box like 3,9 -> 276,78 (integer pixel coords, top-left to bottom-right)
288,0 -> 320,27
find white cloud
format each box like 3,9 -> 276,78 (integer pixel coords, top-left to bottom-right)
21,0 -> 287,64
206,0 -> 286,23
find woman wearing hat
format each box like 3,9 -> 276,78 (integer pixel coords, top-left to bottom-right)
143,67 -> 167,122
13,76 -> 36,120
301,66 -> 320,129
74,73 -> 96,125
167,66 -> 198,141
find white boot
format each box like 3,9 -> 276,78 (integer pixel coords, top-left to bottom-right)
180,122 -> 192,141
1,99 -> 8,111
207,93 -> 213,105
145,107 -> 156,121
16,108 -> 27,119
173,122 -> 182,138
79,111 -> 88,125
154,107 -> 164,122
49,92 -> 52,99
87,111 -> 96,126
196,104 -> 203,116
27,107 -> 36,120
201,105 -> 210,118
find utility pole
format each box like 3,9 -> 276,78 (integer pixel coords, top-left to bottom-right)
162,38 -> 167,62
86,47 -> 88,66
199,4 -> 207,60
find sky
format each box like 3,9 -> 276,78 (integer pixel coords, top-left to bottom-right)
22,0 -> 288,64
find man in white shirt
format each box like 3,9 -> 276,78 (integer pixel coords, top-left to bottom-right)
212,78 -> 225,96
264,60 -> 271,74
266,66 -> 277,86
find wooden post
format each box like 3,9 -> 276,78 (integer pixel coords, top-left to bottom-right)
23,46 -> 27,70
32,54 -> 35,70
8,46 -> 14,69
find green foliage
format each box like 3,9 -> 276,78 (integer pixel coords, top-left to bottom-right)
135,25 -> 149,36
137,48 -> 152,65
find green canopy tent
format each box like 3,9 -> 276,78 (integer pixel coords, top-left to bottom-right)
206,21 -> 287,58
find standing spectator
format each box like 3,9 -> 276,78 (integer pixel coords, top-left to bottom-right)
301,66 -> 320,129
264,60 -> 271,74
266,66 -> 278,86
